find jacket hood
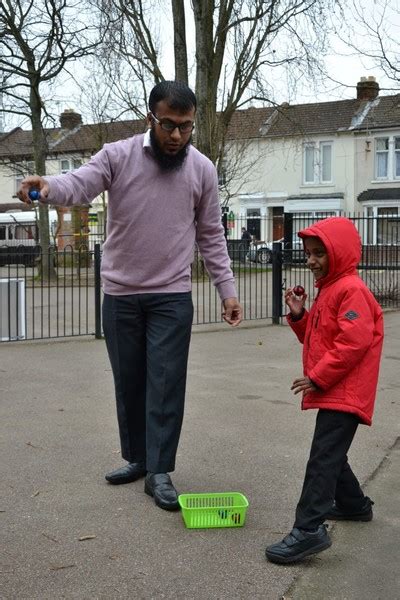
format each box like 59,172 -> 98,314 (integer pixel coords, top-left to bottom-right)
298,217 -> 361,287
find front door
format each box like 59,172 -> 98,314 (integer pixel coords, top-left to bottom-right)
272,207 -> 284,240
246,208 -> 261,240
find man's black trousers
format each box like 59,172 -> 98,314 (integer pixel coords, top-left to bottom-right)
102,292 -> 193,473
294,409 -> 366,531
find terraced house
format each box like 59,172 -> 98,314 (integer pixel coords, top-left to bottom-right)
0,76 -> 399,248
223,76 -> 400,244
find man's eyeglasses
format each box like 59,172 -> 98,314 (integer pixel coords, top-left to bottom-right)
150,112 -> 195,134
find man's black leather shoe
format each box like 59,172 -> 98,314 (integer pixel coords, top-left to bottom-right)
105,463 -> 147,485
265,524 -> 331,564
144,473 -> 180,511
325,497 -> 374,521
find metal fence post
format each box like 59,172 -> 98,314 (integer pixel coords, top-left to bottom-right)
221,209 -> 228,240
94,243 -> 102,339
283,211 -> 293,264
272,241 -> 283,324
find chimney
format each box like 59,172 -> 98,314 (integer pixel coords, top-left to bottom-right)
357,76 -> 379,101
60,109 -> 83,130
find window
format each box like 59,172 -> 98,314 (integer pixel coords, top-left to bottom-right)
218,158 -> 227,187
15,161 -> 34,193
395,138 -> 400,178
304,142 -> 333,184
375,138 -> 389,178
365,206 -> 400,245
294,211 -> 336,236
60,158 -> 82,173
14,224 -> 37,240
304,146 -> 315,183
321,143 -> 332,182
375,136 -> 400,180
377,207 -> 399,244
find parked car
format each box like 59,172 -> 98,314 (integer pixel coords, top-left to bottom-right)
247,238 -> 305,264
247,239 -> 278,264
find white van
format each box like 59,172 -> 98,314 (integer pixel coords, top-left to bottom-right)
0,210 -> 58,266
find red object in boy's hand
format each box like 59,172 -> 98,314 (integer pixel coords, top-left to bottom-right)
293,285 -> 305,296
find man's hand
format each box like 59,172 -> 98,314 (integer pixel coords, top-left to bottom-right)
222,297 -> 242,327
17,176 -> 49,205
291,376 -> 318,395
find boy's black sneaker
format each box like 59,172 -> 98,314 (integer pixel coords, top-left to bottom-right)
265,524 -> 332,564
325,497 -> 374,522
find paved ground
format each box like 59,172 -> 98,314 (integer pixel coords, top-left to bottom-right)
1,311 -> 399,600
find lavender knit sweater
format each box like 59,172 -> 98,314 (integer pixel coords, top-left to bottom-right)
44,133 -> 237,300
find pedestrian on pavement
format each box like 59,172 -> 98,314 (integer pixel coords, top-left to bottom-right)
18,80 -> 242,512
241,227 -> 252,242
265,216 -> 384,564
240,226 -> 252,261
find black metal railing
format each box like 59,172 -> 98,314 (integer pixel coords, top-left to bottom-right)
0,212 -> 399,341
0,246 -> 95,341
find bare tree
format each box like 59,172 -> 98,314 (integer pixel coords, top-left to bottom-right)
75,60 -> 140,239
0,0 -> 100,277
92,0 -> 336,194
336,0 -> 400,90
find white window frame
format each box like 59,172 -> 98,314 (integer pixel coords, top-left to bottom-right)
60,157 -> 82,174
304,144 -> 316,184
394,137 -> 400,179
15,161 -> 35,193
320,142 -> 332,183
374,136 -> 400,181
303,141 -> 333,185
363,203 -> 400,245
375,137 -> 389,179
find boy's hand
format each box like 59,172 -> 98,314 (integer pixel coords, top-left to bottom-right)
291,376 -> 318,395
285,287 -> 307,317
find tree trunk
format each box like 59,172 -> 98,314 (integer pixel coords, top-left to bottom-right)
30,83 -> 57,281
192,0 -> 220,162
171,0 -> 188,83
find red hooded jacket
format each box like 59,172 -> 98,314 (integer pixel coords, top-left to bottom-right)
287,217 -> 384,426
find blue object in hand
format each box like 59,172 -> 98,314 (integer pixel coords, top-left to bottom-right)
28,189 -> 40,201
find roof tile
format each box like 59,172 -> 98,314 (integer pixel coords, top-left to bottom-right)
1,93 -> 400,160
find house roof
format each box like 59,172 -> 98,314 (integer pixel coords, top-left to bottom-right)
249,99 -> 360,138
1,92 -> 400,160
227,94 -> 400,140
358,188 -> 400,202
225,107 -> 275,140
0,119 -> 147,160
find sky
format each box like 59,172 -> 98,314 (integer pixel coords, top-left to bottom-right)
2,0 -> 399,130
69,0 -> 400,121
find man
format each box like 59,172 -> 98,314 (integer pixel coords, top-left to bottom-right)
241,227 -> 252,242
18,81 -> 242,512
241,227 -> 252,261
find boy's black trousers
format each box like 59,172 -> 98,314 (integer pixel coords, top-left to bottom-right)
294,409 -> 366,531
102,292 -> 194,474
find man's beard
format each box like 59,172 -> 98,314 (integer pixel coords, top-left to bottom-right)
150,128 -> 191,171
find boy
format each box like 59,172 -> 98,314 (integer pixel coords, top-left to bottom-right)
265,217 -> 384,564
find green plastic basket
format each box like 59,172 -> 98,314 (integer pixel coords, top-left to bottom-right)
178,492 -> 249,529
